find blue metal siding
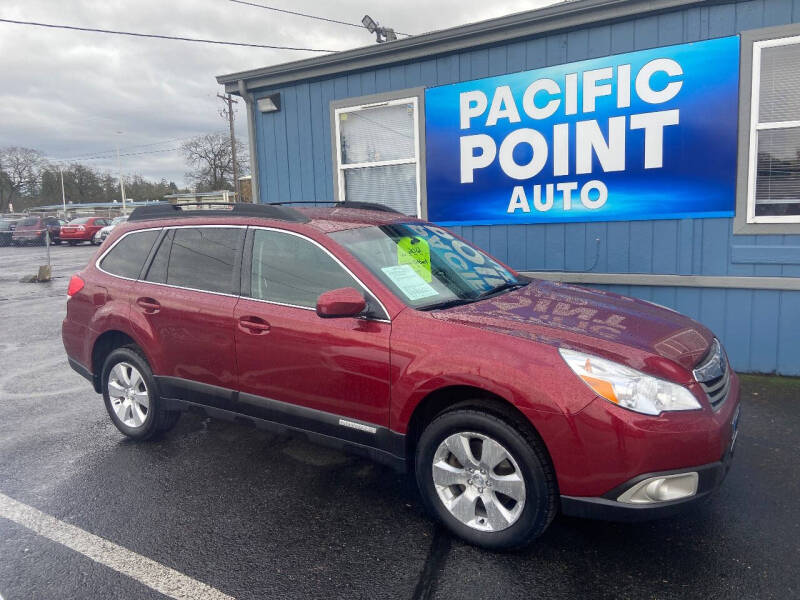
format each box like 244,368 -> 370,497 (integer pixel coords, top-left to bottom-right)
250,0 -> 800,375
585,285 -> 800,375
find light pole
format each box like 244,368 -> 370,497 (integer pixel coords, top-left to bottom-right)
59,166 -> 67,218
116,131 -> 127,214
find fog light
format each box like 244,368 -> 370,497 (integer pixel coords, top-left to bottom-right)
617,472 -> 698,504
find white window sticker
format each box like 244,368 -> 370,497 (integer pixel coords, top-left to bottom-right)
381,264 -> 438,301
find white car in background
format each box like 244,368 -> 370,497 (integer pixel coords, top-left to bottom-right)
92,215 -> 128,245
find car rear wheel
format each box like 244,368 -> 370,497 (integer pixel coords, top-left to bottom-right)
415,407 -> 557,550
101,346 -> 180,440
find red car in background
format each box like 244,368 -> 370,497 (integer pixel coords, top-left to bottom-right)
60,217 -> 110,245
11,216 -> 62,245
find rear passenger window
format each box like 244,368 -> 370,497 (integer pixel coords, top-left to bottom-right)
250,229 -> 361,307
100,230 -> 160,279
165,227 -> 243,294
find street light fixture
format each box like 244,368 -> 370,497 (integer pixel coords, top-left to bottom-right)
362,14 -> 397,43
361,15 -> 377,33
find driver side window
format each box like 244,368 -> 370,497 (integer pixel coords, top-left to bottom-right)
250,229 -> 361,308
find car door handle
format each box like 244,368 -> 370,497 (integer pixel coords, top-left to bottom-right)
136,297 -> 161,314
238,316 -> 271,334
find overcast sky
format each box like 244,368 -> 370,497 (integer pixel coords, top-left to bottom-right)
0,0 -> 558,187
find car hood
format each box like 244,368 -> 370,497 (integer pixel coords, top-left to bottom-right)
431,279 -> 713,371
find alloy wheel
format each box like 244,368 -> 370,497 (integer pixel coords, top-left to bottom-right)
432,431 -> 526,532
107,362 -> 150,428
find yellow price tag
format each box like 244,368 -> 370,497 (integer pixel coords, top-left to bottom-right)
397,237 -> 431,282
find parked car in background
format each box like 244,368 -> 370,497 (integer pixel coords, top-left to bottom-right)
60,217 -> 110,245
0,214 -> 26,231
11,216 -> 62,245
0,220 -> 13,246
93,215 -> 128,245
63,202 -> 740,550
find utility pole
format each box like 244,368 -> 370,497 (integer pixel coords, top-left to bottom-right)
218,92 -> 239,201
59,166 -> 67,218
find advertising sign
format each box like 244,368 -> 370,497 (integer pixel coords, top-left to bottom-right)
424,36 -> 740,225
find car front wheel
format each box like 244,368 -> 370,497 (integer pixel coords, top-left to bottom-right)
415,407 -> 557,550
101,346 -> 180,440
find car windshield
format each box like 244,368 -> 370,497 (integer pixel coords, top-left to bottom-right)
329,223 -> 522,310
68,217 -> 90,224
19,217 -> 40,226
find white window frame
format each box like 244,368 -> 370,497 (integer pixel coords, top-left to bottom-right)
746,34 -> 800,225
333,96 -> 422,217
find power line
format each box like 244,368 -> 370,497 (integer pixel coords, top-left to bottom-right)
228,0 -> 411,37
50,146 -> 184,163
0,17 -> 338,52
50,132 -> 228,162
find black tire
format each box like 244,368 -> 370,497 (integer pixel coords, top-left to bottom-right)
101,345 -> 181,440
415,407 -> 557,550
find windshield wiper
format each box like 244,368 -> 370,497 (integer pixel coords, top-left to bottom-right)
418,298 -> 475,311
475,281 -> 528,300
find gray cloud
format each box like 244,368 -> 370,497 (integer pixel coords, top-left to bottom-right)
0,0 -> 555,185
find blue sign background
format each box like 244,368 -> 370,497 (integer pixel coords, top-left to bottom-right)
424,36 -> 740,225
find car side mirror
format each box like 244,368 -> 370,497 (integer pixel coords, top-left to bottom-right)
316,287 -> 367,318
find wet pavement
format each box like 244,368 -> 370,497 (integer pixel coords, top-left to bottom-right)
0,243 -> 799,599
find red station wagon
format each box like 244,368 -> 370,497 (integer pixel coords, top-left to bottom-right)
60,217 -> 110,245
62,202 -> 740,549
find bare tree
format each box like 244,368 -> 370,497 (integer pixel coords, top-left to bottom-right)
0,146 -> 44,212
181,133 -> 247,192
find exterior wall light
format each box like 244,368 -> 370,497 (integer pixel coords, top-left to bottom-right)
257,93 -> 281,113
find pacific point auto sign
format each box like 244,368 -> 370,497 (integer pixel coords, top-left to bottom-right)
424,36 -> 740,225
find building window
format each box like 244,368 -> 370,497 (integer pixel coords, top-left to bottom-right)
334,97 -> 421,216
746,34 -> 800,224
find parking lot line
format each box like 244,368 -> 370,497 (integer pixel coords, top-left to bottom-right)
0,492 -> 233,600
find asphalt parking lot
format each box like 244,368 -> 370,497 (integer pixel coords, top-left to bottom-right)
1,243 -> 799,600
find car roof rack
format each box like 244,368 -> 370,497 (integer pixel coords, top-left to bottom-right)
127,202 -> 309,223
268,201 -> 403,214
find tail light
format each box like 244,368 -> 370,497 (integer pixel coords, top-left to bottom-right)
67,275 -> 85,297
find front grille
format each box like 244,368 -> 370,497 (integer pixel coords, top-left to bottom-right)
693,339 -> 731,409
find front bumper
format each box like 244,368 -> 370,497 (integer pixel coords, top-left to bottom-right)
560,414 -> 738,522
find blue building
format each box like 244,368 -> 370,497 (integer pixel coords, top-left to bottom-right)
218,0 -> 800,375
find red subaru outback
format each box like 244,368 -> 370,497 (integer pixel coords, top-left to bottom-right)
62,202 -> 739,549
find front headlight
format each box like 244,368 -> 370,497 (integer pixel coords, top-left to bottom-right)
559,348 -> 702,416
